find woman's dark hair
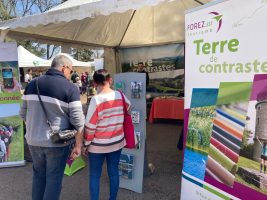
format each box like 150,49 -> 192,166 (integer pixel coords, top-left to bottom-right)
93,69 -> 110,85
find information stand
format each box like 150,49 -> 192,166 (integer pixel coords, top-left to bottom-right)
114,72 -> 146,193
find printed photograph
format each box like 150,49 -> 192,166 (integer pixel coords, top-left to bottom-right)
0,103 -> 23,163
183,89 -> 218,181
235,74 -> 267,194
131,81 -> 143,99
135,131 -> 141,149
131,110 -> 140,124
119,153 -> 134,179
0,61 -> 21,94
120,44 -> 185,98
184,106 -> 216,181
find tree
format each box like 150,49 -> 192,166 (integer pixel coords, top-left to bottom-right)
72,48 -> 94,62
1,0 -> 99,61
0,0 -> 62,58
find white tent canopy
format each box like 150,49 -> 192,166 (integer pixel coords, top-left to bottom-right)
18,45 -> 93,68
0,0 -> 211,48
53,53 -> 94,67
18,45 -> 51,67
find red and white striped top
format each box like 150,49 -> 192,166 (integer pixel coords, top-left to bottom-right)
84,90 -> 131,153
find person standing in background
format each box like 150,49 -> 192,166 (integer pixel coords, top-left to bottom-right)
137,62 -> 149,88
24,69 -> 33,84
71,70 -> 79,83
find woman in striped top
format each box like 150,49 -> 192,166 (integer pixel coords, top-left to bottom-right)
84,69 -> 131,200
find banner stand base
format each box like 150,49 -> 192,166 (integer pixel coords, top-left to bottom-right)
0,161 -> 26,168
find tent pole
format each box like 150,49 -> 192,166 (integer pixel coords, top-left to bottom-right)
0,30 -> 9,42
114,10 -> 136,73
118,10 -> 136,47
193,0 -> 204,5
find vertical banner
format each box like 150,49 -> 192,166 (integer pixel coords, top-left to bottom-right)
0,42 -> 24,167
183,0 -> 267,199
120,44 -> 184,97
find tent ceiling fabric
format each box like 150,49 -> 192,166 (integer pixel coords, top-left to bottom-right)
0,0 -> 212,47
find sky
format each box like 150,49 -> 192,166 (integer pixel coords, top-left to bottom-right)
0,104 -> 20,118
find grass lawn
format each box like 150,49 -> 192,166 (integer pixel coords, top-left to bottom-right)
237,156 -> 260,171
8,124 -> 24,162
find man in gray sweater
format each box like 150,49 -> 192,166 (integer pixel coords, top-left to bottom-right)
20,54 -> 85,200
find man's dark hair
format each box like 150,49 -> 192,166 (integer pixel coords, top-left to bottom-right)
93,69 -> 110,86
27,69 -> 32,73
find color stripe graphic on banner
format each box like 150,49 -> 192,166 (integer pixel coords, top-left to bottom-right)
205,82 -> 251,187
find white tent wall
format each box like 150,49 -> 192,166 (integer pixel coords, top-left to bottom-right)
18,46 -> 51,68
0,0 -> 212,73
18,46 -> 94,68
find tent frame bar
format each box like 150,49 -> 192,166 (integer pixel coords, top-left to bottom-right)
118,41 -> 185,49
118,10 -> 136,47
7,31 -> 113,49
194,0 -> 205,5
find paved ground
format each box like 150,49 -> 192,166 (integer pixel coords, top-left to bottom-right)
0,97 -> 184,200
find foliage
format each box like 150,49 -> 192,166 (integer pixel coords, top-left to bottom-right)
0,116 -> 23,161
0,0 -> 63,58
18,40 -> 47,58
239,143 -> 254,159
0,1 -> 13,20
242,129 -> 253,147
0,116 -> 22,130
239,128 -> 254,159
72,48 -> 94,62
8,123 -> 24,161
186,106 -> 216,151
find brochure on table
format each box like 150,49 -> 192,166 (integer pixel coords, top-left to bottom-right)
114,72 -> 146,193
0,42 -> 24,168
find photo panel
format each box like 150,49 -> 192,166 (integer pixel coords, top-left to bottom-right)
234,74 -> 267,195
0,103 -> 23,163
183,88 -> 218,181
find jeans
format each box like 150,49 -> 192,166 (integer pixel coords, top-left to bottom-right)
88,149 -> 122,200
29,145 -> 70,200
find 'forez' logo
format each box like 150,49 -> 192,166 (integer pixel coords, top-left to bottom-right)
209,12 -> 223,33
186,12 -> 223,37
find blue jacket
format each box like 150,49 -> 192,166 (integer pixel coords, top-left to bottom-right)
20,68 -> 85,147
